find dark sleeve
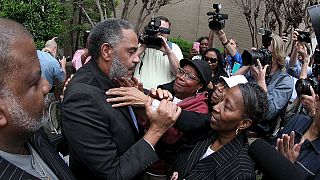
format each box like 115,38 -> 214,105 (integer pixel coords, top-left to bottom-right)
62,83 -> 158,179
174,110 -> 211,133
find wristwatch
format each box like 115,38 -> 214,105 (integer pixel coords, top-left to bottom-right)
222,39 -> 230,46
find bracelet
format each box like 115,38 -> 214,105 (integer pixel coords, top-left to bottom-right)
222,39 -> 230,46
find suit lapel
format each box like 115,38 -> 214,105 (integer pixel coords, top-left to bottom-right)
184,134 -> 215,176
0,156 -> 38,180
29,128 -> 75,180
191,133 -> 246,172
87,60 -> 139,135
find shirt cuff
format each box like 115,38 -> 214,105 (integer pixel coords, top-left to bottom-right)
143,139 -> 155,151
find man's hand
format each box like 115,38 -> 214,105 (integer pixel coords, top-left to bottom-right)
106,87 -> 148,108
214,30 -> 228,44
301,86 -> 317,116
144,97 -> 181,146
158,35 -> 172,55
250,59 -> 268,92
59,56 -> 66,68
276,131 -> 302,163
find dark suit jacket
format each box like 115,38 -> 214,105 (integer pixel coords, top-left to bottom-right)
0,128 -> 75,180
170,132 -> 255,180
62,60 -> 158,180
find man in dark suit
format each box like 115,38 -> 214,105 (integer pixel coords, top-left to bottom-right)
0,18 -> 74,180
62,18 -> 181,179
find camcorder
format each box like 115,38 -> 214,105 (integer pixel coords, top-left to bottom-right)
241,28 -> 272,66
207,3 -> 228,30
295,4 -> 320,96
138,17 -> 171,50
296,30 -> 312,43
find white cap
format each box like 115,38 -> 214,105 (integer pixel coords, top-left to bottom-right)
220,75 -> 248,88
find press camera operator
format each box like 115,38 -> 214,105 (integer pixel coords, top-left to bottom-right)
235,33 -> 293,140
134,16 -> 183,90
286,30 -> 313,78
206,3 -> 242,76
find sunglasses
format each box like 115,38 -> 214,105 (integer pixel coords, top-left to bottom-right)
204,57 -> 218,64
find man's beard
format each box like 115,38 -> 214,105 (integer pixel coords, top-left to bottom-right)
2,89 -> 49,133
108,54 -> 130,80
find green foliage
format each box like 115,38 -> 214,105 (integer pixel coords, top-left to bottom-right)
169,36 -> 193,58
0,0 -> 71,48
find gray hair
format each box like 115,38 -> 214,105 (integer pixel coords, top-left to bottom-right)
0,18 -> 33,96
88,18 -> 134,62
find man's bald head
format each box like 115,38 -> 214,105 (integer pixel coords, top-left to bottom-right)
0,18 -> 34,96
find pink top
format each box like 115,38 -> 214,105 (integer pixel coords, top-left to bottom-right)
72,49 -> 91,70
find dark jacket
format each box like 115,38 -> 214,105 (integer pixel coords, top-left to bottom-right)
169,132 -> 255,180
0,128 -> 75,180
62,60 -> 158,180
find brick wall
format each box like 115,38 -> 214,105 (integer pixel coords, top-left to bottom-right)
117,0 -> 266,53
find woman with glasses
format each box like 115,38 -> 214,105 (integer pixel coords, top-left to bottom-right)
203,48 -> 228,86
106,59 -> 212,179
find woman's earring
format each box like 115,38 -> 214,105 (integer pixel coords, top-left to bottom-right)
235,128 -> 239,135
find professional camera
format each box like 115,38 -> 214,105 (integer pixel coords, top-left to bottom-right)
241,48 -> 272,66
207,3 -> 228,30
138,17 -> 171,50
295,77 -> 319,96
296,30 -> 311,43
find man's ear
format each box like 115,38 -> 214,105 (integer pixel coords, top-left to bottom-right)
238,118 -> 253,131
100,43 -> 113,62
0,99 -> 9,127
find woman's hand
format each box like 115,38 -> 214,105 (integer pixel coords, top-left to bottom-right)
149,88 -> 173,101
106,87 -> 148,108
276,131 -> 302,163
250,59 -> 268,92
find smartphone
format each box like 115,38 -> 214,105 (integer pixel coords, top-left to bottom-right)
193,42 -> 200,52
232,62 -> 241,74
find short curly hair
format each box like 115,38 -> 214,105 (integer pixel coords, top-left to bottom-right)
238,82 -> 269,125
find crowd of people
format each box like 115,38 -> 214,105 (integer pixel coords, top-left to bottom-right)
0,10 -> 320,180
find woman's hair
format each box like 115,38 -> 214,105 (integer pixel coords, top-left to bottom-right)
203,48 -> 224,71
271,34 -> 286,68
197,36 -> 209,43
238,82 -> 268,125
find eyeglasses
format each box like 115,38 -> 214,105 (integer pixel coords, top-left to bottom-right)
177,67 -> 200,82
204,57 -> 218,64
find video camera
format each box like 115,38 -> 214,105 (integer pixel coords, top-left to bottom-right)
138,17 -> 171,50
207,3 -> 228,30
241,28 -> 272,66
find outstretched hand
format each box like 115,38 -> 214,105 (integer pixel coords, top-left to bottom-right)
276,131 -> 302,163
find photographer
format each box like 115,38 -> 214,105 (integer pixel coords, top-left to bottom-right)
134,16 -> 183,90
286,30 -> 313,78
235,34 -> 293,139
209,29 -> 242,76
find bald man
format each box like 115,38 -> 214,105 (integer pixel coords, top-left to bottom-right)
0,18 -> 74,180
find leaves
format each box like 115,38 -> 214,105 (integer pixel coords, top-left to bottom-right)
0,0 -> 71,48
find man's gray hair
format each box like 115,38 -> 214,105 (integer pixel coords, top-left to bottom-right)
88,18 -> 134,62
0,18 -> 33,97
